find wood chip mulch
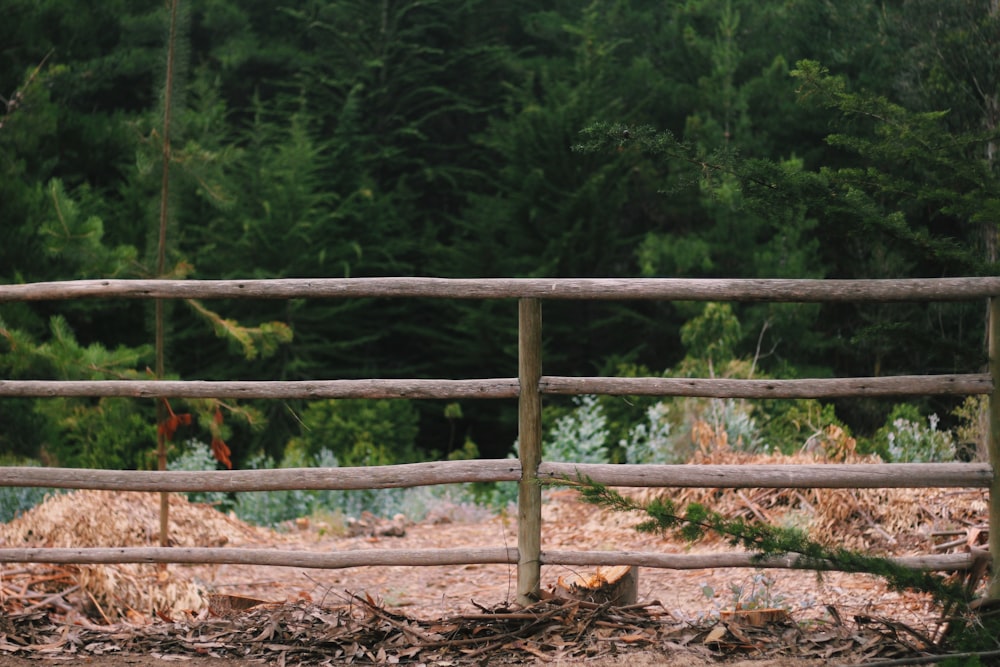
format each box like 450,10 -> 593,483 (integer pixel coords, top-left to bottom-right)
0,591 -> 963,665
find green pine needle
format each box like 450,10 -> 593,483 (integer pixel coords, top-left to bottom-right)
554,474 -> 971,608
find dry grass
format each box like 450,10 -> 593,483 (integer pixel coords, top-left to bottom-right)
0,490 -> 275,618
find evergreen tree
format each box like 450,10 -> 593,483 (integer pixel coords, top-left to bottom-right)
2,0 -> 997,464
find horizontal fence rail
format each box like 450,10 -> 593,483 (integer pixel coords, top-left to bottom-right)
0,462 -> 989,491
540,550 -> 979,572
0,374 -> 990,400
0,547 -> 518,569
0,379 -> 521,400
3,276 -> 1000,302
0,547 -> 975,573
0,461 -> 523,491
541,374 -> 993,398
538,462 -> 994,488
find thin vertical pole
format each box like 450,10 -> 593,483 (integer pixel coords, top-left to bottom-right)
517,298 -> 542,605
988,298 -> 1000,598
156,0 -> 183,557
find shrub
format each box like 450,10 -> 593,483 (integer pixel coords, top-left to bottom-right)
621,401 -> 674,464
36,397 -> 157,470
757,399 -> 842,456
952,395 -> 988,462
876,404 -> 956,463
286,398 -> 420,467
167,440 -> 231,508
233,447 -> 339,527
229,446 -> 453,527
538,395 -> 611,464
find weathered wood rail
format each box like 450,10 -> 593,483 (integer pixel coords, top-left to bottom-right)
0,373 -> 989,399
0,546 -> 972,573
2,276 -> 1000,301
0,461 -> 989,491
0,277 -> 998,605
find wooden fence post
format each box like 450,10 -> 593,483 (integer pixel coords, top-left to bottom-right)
988,298 -> 1000,599
517,298 -> 543,605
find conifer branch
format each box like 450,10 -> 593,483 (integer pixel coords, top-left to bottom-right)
184,299 -> 292,361
556,475 -> 972,609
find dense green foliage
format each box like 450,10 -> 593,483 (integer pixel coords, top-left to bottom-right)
1,0 -> 998,470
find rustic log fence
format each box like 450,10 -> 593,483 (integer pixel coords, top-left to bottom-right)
0,277 -> 997,605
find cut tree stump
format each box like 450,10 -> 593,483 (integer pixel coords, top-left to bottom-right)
556,565 -> 638,606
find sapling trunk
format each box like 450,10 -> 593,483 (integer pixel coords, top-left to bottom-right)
157,0 -> 184,551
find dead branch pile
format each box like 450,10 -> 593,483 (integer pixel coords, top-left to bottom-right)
648,442 -> 988,555
0,490 -> 277,619
0,593 -> 950,665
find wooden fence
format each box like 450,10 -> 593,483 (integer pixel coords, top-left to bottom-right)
0,277 -> 997,605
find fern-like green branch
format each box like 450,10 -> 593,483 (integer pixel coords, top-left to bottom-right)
556,474 -> 971,609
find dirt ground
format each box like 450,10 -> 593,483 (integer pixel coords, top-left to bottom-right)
174,489 -> 946,628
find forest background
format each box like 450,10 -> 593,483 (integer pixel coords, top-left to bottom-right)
1,0 -> 998,522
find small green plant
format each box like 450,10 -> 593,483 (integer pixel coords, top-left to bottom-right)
877,404 -> 956,463
0,486 -> 57,523
705,397 -> 762,453
307,507 -> 348,537
443,439 -> 517,511
700,570 -> 787,615
170,435 -> 505,528
758,399 -> 843,456
679,302 -> 741,368
729,571 -> 786,611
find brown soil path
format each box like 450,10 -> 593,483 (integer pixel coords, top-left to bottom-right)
188,490 -> 939,628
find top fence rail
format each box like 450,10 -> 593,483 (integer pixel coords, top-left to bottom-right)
3,277 -> 1000,302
